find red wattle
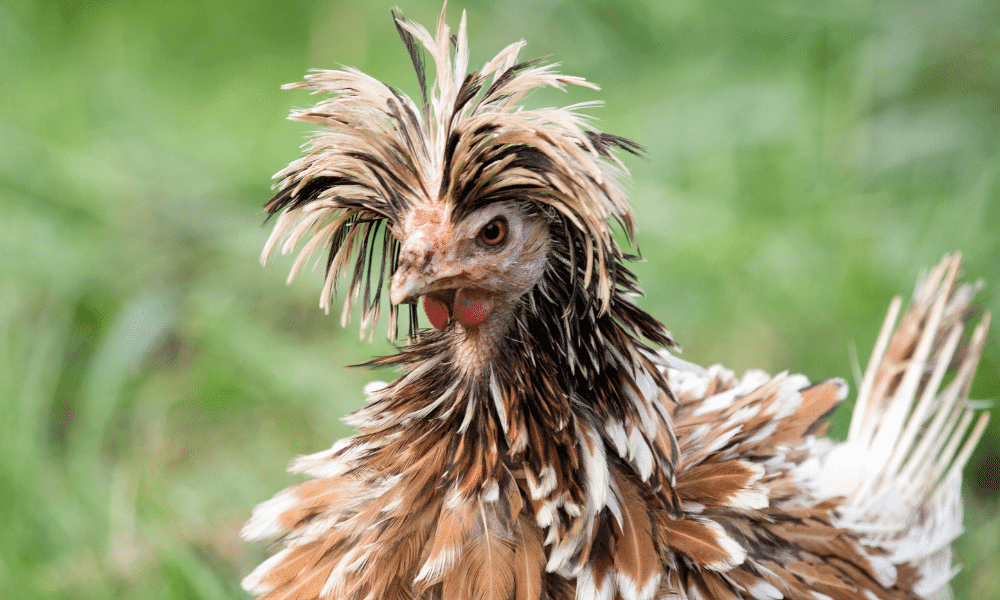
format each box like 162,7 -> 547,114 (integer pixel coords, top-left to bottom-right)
454,290 -> 494,327
423,295 -> 450,330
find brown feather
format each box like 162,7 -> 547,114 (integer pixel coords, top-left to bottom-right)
785,560 -> 859,599
611,474 -> 661,599
674,460 -> 764,509
419,501 -> 475,587
439,499 -> 517,600
689,569 -> 740,600
262,562 -> 334,600
513,514 -> 546,600
658,517 -> 745,571
262,542 -> 330,590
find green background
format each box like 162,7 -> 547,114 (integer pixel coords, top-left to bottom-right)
2,0 -> 997,598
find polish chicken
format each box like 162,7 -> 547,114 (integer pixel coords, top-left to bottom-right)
242,7 -> 991,600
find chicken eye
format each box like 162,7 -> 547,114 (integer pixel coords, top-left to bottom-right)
477,217 -> 508,248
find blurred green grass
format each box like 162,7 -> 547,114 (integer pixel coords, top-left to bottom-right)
1,0 -> 997,598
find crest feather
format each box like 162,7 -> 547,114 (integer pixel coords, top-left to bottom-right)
262,5 -> 642,339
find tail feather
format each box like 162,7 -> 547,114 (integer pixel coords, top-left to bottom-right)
823,253 -> 990,595
661,253 -> 989,600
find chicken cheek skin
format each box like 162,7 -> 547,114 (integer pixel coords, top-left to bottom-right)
423,295 -> 451,330
422,290 -> 494,330
454,289 -> 493,327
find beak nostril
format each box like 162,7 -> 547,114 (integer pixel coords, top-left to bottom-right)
401,247 -> 437,274
420,250 -> 436,273
390,243 -> 447,306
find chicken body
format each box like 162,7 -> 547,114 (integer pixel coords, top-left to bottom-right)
242,7 -> 990,600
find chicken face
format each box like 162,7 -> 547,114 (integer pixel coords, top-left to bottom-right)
259,8 -> 642,343
390,201 -> 550,331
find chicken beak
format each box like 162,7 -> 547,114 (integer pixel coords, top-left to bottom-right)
389,241 -> 460,306
389,266 -> 433,306
389,204 -> 454,306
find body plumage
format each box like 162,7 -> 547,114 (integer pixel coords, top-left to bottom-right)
242,7 -> 990,600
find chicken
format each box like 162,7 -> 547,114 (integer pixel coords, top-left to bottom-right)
241,6 -> 991,600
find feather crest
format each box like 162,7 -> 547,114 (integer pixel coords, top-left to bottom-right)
261,4 -> 640,339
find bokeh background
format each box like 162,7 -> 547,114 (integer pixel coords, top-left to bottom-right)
2,0 -> 998,598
